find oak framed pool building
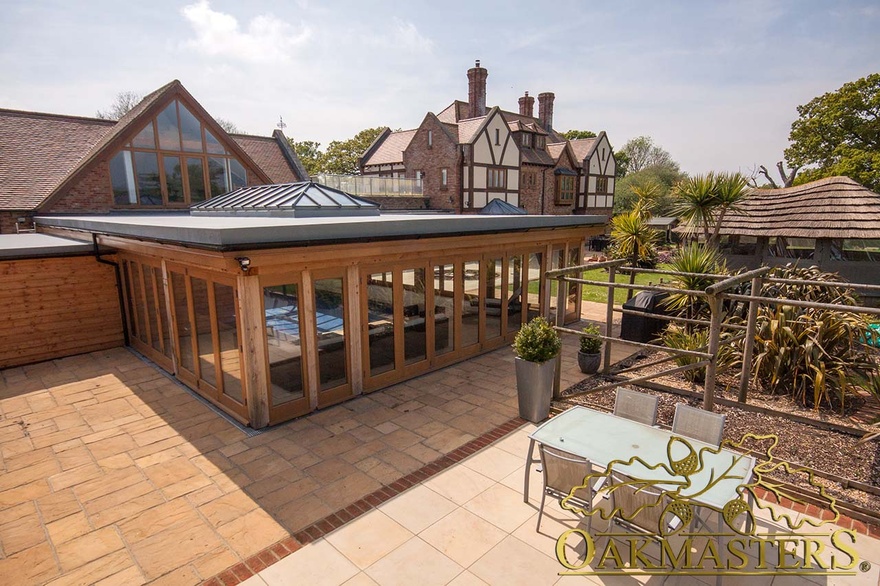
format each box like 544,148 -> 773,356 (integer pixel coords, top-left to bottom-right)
34,187 -> 604,428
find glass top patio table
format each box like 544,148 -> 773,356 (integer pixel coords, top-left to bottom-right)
524,406 -> 755,511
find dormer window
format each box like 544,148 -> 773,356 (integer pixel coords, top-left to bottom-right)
536,136 -> 545,149
521,133 -> 532,148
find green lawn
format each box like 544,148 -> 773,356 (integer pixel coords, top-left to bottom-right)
578,266 -> 672,305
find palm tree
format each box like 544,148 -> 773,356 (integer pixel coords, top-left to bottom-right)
672,173 -> 717,243
709,172 -> 749,245
610,209 -> 659,270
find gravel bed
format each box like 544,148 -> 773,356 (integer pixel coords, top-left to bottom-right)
558,350 -> 880,513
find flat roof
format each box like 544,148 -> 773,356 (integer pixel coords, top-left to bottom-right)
36,213 -> 608,251
0,233 -> 94,259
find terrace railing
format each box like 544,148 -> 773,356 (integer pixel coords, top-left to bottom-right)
314,174 -> 424,197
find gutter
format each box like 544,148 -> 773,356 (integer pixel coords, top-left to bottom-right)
92,233 -> 130,346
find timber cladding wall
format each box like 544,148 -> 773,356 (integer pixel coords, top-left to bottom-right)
0,255 -> 125,368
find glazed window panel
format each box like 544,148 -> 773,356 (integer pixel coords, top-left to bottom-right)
314,278 -> 348,391
171,272 -> 194,372
154,267 -> 172,360
567,245 -> 581,316
110,151 -> 136,205
230,159 -> 247,190
264,284 -> 305,405
134,152 -> 161,206
484,257 -> 503,340
142,266 -> 160,351
178,103 -> 203,152
366,271 -> 395,377
208,157 -> 229,197
597,177 -> 609,194
548,246 -> 564,320
403,267 -> 427,365
214,283 -> 243,404
526,252 -> 543,321
188,158 -> 207,202
205,128 -> 226,155
461,260 -> 480,347
163,156 -> 185,203
433,264 -> 454,356
132,123 -> 156,149
191,277 -> 217,387
130,262 -> 147,344
507,255 -> 524,333
156,102 -> 182,151
556,175 -> 575,203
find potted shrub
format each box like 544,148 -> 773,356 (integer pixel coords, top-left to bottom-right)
513,317 -> 562,422
577,324 -> 602,374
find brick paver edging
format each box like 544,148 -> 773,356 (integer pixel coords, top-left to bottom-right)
202,416 -> 528,586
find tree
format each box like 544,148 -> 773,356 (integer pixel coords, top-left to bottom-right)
671,172 -> 748,247
619,136 -> 677,175
613,163 -> 685,216
747,161 -> 798,188
290,139 -> 323,176
785,73 -> 880,192
321,127 -> 386,175
562,129 -> 596,140
96,91 -> 143,120
216,118 -> 243,134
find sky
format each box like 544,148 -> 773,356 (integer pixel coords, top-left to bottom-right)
1,0 -> 878,176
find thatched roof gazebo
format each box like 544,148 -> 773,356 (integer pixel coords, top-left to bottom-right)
716,176 -> 880,291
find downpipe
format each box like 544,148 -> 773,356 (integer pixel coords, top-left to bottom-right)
92,234 -> 130,346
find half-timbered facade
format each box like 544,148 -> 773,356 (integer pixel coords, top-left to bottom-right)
360,62 -> 616,216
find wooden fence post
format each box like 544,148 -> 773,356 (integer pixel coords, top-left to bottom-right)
738,276 -> 763,403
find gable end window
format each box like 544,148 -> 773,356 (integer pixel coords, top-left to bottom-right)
109,99 -> 247,207
555,175 -> 575,204
597,176 -> 609,194
495,128 -> 500,146
427,130 -> 433,148
487,167 -> 506,190
441,168 -> 448,188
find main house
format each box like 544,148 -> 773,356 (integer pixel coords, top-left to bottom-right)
359,61 -> 616,216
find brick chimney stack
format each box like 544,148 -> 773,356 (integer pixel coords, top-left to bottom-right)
538,92 -> 555,132
518,91 -> 534,118
467,60 -> 488,119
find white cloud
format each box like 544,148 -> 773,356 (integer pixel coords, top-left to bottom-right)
363,18 -> 433,53
180,0 -> 311,63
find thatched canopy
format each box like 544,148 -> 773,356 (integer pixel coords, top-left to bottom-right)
718,176 -> 880,239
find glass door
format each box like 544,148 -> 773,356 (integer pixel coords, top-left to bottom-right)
121,257 -> 174,372
262,278 -> 311,423
313,272 -> 352,407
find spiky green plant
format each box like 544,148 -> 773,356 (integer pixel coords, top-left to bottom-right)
663,243 -> 729,320
661,325 -> 740,383
608,209 -> 659,268
672,173 -> 718,243
751,265 -> 876,411
710,172 -> 750,244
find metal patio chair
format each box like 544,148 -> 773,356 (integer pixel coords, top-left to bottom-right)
672,403 -> 726,446
536,444 -> 594,532
606,470 -> 683,537
613,388 -> 660,426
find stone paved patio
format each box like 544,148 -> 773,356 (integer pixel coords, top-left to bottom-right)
0,316 -> 619,585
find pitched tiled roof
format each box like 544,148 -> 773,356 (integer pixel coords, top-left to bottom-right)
362,129 -> 417,166
519,147 -> 555,166
455,116 -> 488,144
436,101 -> 468,123
569,137 -> 598,166
0,81 -> 305,211
0,110 -> 114,210
232,132 -> 302,183
547,142 -> 567,161
718,176 -> 880,239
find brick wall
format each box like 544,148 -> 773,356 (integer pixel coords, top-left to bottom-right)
370,196 -> 429,210
50,161 -> 115,213
403,117 -> 460,212
518,165 -> 544,214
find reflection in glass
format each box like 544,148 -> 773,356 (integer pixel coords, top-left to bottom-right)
527,252 -> 543,321
171,272 -> 194,372
191,277 -> 217,387
548,247 -> 564,321
462,260 -> 480,347
163,156 -> 184,203
205,128 -> 226,155
156,102 -> 181,151
178,103 -> 203,152
130,262 -> 147,344
142,266 -> 160,351
110,151 -> 136,205
507,255 -> 523,333
214,283 -> 243,404
433,264 -> 454,356
188,158 -> 206,202
230,159 -> 247,190
366,271 -> 395,376
567,245 -> 581,317
484,257 -> 502,339
208,157 -> 229,197
314,278 -> 347,391
403,267 -> 427,365
132,123 -> 156,149
134,152 -> 161,205
264,284 -> 304,405
154,267 -> 172,359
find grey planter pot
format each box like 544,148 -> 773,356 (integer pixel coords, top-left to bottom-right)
577,351 -> 601,374
514,356 -> 557,423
